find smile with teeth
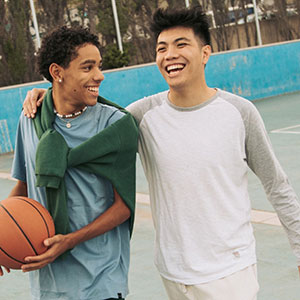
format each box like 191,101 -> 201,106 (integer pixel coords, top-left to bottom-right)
87,86 -> 99,92
166,64 -> 185,74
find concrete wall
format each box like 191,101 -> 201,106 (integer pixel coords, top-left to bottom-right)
0,39 -> 299,154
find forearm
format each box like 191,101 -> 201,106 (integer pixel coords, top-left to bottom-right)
66,189 -> 130,249
9,180 -> 28,197
246,106 -> 300,262
21,189 -> 131,272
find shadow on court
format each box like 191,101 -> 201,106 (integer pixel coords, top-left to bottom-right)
0,91 -> 300,299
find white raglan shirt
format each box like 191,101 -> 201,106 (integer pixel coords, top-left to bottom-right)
127,89 -> 300,284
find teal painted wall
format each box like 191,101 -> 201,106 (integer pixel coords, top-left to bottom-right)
0,40 -> 299,154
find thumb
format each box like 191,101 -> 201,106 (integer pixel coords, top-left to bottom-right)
44,238 -> 51,247
44,235 -> 58,247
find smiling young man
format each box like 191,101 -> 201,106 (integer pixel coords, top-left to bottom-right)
155,25 -> 215,106
126,7 -> 300,300
21,7 -> 300,300
2,26 -> 138,300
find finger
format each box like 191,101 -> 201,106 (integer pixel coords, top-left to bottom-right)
23,89 -> 38,118
30,88 -> 40,114
23,237 -> 59,264
32,88 -> 46,111
24,251 -> 52,264
22,249 -> 56,272
21,260 -> 48,272
23,90 -> 32,117
24,90 -> 38,118
0,266 -> 10,276
43,234 -> 64,247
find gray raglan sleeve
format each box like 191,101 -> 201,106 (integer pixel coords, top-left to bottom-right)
126,99 -> 145,125
126,97 -> 150,125
245,102 -> 300,263
126,92 -> 165,125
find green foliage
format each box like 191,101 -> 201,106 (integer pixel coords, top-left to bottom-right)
3,38 -> 27,83
0,0 -> 39,86
97,0 -> 130,43
102,43 -> 130,70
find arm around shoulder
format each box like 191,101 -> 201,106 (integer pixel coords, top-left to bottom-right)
23,88 -> 47,118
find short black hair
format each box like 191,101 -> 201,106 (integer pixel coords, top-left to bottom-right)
150,6 -> 211,47
37,26 -> 101,82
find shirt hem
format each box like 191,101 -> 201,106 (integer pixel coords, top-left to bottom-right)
158,257 -> 257,285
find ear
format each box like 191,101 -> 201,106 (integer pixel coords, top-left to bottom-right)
49,63 -> 64,83
202,45 -> 211,65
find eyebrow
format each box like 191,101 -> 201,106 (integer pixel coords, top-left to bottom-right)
157,37 -> 191,46
80,59 -> 102,65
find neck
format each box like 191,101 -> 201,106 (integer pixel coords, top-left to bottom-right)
168,83 -> 216,108
52,86 -> 86,117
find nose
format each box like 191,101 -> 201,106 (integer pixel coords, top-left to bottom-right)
165,45 -> 179,60
94,68 -> 105,82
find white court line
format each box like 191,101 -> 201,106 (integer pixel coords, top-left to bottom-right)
0,172 -> 16,181
271,124 -> 300,134
0,175 -> 281,227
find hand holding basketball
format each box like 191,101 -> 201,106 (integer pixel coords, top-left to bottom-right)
21,233 -> 74,272
0,196 -> 55,270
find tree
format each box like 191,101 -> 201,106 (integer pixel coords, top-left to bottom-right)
123,0 -> 159,65
35,0 -> 69,32
102,43 -> 130,69
0,0 -> 41,87
96,0 -> 159,65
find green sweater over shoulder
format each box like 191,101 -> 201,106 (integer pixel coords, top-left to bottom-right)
33,88 -> 139,236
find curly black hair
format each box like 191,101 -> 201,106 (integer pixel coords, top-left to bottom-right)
37,26 -> 101,82
150,6 -> 211,47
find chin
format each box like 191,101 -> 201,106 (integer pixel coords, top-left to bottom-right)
168,81 -> 185,90
86,96 -> 98,105
90,99 -> 99,106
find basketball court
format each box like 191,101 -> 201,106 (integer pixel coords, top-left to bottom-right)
0,91 -> 300,299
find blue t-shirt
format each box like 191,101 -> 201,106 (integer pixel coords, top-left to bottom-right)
12,103 -> 130,300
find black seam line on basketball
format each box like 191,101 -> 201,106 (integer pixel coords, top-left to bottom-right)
0,246 -> 24,264
17,197 -> 51,238
0,203 -> 38,256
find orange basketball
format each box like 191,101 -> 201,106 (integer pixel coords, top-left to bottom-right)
0,196 -> 55,269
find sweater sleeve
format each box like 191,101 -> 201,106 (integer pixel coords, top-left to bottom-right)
11,114 -> 27,182
112,114 -> 139,236
245,102 -> 300,264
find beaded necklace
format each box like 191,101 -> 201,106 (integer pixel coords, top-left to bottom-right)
54,106 -> 88,128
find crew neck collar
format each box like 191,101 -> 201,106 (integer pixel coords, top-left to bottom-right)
166,88 -> 219,111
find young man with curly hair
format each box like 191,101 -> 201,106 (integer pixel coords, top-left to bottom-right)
1,26 -> 138,300
21,7 -> 300,300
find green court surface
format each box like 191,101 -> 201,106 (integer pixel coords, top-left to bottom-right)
0,91 -> 300,299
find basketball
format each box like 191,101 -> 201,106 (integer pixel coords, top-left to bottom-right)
0,196 -> 55,269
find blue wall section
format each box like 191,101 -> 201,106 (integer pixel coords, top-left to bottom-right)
0,40 -> 299,154
206,41 -> 300,100
100,64 -> 169,107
